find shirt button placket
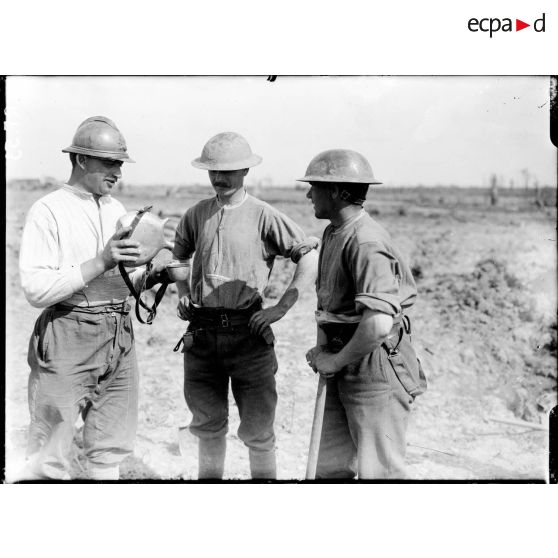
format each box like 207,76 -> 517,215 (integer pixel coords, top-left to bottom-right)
217,210 -> 227,306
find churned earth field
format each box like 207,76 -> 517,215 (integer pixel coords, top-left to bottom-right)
4,183 -> 557,481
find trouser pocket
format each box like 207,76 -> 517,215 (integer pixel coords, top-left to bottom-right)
174,331 -> 195,353
383,335 -> 427,398
33,309 -> 54,364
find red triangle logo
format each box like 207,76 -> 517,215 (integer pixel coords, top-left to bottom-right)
516,19 -> 530,31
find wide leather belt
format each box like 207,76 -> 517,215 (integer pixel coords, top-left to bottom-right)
319,314 -> 406,354
190,302 -> 261,329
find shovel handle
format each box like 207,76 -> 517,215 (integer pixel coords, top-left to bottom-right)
305,374 -> 327,480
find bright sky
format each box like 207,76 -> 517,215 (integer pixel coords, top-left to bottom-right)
5,76 -> 556,187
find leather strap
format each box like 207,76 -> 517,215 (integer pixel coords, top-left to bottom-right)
119,262 -> 168,325
125,205 -> 153,236
382,315 -> 411,358
117,205 -> 168,325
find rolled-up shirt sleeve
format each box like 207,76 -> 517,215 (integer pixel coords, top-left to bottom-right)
173,207 -> 196,261
262,207 -> 315,263
349,241 -> 402,316
19,204 -> 85,308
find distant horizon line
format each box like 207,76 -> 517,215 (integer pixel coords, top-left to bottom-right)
6,178 -> 556,190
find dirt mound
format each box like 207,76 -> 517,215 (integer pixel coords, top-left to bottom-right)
420,257 -> 556,422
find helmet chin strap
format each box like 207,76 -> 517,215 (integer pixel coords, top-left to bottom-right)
118,205 -> 169,325
339,189 -> 365,206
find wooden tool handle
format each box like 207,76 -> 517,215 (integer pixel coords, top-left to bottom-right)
306,374 -> 327,480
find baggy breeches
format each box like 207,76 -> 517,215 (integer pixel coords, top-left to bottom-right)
26,304 -> 139,479
316,332 -> 418,479
184,326 -> 278,453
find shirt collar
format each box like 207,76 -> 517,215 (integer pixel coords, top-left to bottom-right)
215,190 -> 248,210
330,209 -> 366,234
61,183 -> 112,203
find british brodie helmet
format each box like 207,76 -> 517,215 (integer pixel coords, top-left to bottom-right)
192,132 -> 262,171
62,116 -> 135,163
298,149 -> 381,185
298,149 -> 381,205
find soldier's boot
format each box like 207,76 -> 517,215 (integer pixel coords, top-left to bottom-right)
249,448 -> 277,480
198,437 -> 226,479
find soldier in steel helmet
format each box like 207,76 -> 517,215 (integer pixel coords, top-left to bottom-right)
303,149 -> 426,479
173,132 -> 319,479
19,116 -> 168,480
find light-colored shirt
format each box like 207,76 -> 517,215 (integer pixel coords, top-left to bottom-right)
317,210 -> 417,317
173,193 -> 309,309
19,183 -> 142,308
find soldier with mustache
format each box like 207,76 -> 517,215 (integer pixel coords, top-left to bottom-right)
173,132 -> 318,479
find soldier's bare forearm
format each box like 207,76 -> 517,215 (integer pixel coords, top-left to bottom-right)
176,279 -> 191,300
275,250 -> 318,315
332,310 -> 393,370
80,254 -> 108,284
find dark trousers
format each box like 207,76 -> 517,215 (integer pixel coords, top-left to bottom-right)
26,305 -> 138,480
184,326 -> 278,479
316,333 -> 417,479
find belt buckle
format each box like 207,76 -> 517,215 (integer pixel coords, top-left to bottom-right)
220,313 -> 230,328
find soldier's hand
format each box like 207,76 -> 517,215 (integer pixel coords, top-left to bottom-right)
305,345 -> 324,372
146,261 -> 173,289
101,226 -> 141,270
177,295 -> 193,321
313,350 -> 341,378
249,306 -> 286,336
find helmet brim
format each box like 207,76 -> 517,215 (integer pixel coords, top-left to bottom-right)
191,154 -> 262,171
297,175 -> 382,185
62,146 -> 135,163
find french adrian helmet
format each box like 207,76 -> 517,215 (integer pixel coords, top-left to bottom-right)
62,116 -> 135,163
